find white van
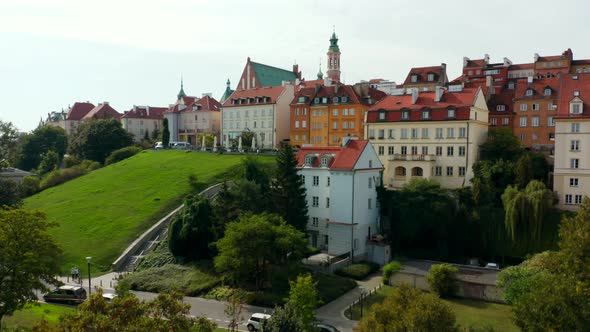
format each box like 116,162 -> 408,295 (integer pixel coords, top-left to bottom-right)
171,142 -> 192,150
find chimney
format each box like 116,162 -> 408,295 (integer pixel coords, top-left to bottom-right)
527,76 -> 533,83
411,88 -> 419,104
484,54 -> 490,64
486,75 -> 494,96
503,57 -> 513,66
133,105 -> 136,112
103,101 -> 109,105
463,56 -> 469,68
534,53 -> 540,62
440,63 -> 447,84
434,86 -> 444,102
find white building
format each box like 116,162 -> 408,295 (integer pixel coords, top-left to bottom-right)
365,85 -> 489,189
296,138 -> 383,260
553,73 -> 590,211
121,106 -> 166,141
165,94 -> 222,144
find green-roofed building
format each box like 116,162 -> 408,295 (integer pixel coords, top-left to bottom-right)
234,57 -> 301,91
220,78 -> 234,103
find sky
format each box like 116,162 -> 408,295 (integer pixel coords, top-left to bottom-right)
1,0 -> 589,132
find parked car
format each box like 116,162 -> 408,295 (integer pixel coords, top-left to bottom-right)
484,262 -> 500,270
316,323 -> 340,332
102,292 -> 117,302
246,313 -> 271,331
43,285 -> 87,305
170,142 -> 192,150
154,142 -> 164,149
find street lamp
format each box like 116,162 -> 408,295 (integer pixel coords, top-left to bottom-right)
86,256 -> 92,296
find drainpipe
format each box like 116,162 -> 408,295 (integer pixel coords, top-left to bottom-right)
351,171 -> 355,264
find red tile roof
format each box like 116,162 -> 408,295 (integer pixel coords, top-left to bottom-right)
290,84 -> 386,106
66,102 -> 95,120
509,63 -> 534,70
367,88 -> 480,122
83,103 -> 121,120
572,59 -> 590,65
464,59 -> 486,68
222,86 -> 286,107
167,95 -> 222,113
196,95 -> 222,112
298,79 -> 324,89
488,90 -> 515,114
514,77 -> 559,99
295,139 -> 370,171
403,65 -> 446,85
122,106 -> 167,119
556,73 -> 590,118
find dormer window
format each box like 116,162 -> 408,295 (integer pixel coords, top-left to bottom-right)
508,82 -> 515,90
231,99 -> 236,105
411,74 -> 418,83
497,105 -> 506,112
570,100 -> 583,114
421,110 -> 431,120
333,97 -> 339,103
401,111 -> 410,120
447,109 -> 456,119
322,97 -> 328,103
574,90 -> 580,97
304,154 -> 316,166
544,88 -> 552,96
320,155 -> 333,168
536,74 -> 543,79
298,96 -> 305,103
314,97 -> 320,104
379,112 -> 386,120
427,73 -> 434,81
341,96 -> 348,103
526,89 -> 534,96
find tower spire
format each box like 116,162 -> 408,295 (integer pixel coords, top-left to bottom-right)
327,29 -> 341,83
177,75 -> 186,101
317,58 -> 323,79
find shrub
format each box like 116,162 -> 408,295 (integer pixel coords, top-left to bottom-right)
40,168 -> 84,190
382,261 -> 403,285
427,263 -> 459,297
105,146 -> 142,165
63,155 -> 81,168
335,261 -> 380,280
19,175 -> 40,197
76,159 -> 101,173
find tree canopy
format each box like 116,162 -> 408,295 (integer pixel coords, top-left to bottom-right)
479,127 -> 523,162
0,120 -> 18,162
168,194 -> 215,261
0,208 -> 62,323
14,125 -> 68,171
0,178 -> 22,208
162,118 -> 170,148
69,119 -> 133,164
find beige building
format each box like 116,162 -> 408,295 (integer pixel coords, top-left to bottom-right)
43,102 -> 95,135
365,85 -> 489,189
553,73 -> 590,211
165,90 -> 222,145
121,106 -> 167,141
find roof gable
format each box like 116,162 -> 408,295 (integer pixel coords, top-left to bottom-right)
251,61 -> 297,87
66,102 -> 95,120
295,140 -> 372,171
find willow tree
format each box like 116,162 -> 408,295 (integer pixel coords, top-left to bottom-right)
502,180 -> 552,247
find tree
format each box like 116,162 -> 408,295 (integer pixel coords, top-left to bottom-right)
240,131 -> 254,149
143,130 -> 150,141
262,302 -> 307,332
0,178 -> 22,208
558,197 -> 590,297
502,180 -> 552,247
479,127 -> 523,162
287,273 -> 319,329
214,213 -> 307,289
53,289 -> 216,332
271,144 -> 308,231
0,120 -> 18,162
355,283 -> 457,332
168,194 -> 214,261
471,159 -> 515,206
224,291 -> 245,332
151,127 -> 161,141
14,125 -> 67,171
162,118 -> 170,148
37,150 -> 60,175
0,209 -> 62,324
515,153 -> 533,188
427,264 -> 459,298
69,119 -> 134,164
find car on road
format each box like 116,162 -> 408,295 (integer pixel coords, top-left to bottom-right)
484,262 -> 500,270
102,292 -> 117,302
170,141 -> 192,150
43,285 -> 87,305
246,313 -> 271,331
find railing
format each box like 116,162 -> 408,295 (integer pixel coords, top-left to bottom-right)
388,154 -> 436,161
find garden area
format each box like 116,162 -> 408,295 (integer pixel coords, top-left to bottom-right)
1,303 -> 74,330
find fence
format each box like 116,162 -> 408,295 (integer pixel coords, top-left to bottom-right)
345,284 -> 383,320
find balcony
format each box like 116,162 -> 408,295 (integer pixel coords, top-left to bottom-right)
388,154 -> 436,162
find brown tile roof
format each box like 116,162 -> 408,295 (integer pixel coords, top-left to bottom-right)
222,86 -> 287,107
403,65 -> 446,85
295,139 -> 370,171
557,73 -> 590,118
121,106 -> 167,119
66,102 -> 95,120
82,103 -> 121,120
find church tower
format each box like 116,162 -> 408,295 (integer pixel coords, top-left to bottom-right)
177,76 -> 186,101
326,30 -> 341,83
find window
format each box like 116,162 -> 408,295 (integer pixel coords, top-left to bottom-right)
368,198 -> 372,209
436,146 -> 443,156
411,74 -> 418,83
459,167 -> 466,177
508,82 -> 515,89
324,235 -> 329,246
312,217 -> 319,227
570,178 -> 579,187
302,120 -> 307,128
532,116 -> 540,127
520,133 -> 526,141
502,118 -> 510,126
378,129 -> 385,139
574,90 -> 580,96
446,167 -> 453,176
326,197 -> 330,208
459,127 -> 466,138
411,146 -> 418,155
402,111 -> 410,120
421,146 -> 428,155
401,129 -> 408,139
571,159 -> 580,169
349,122 -> 354,129
369,129 -> 375,138
447,128 -> 455,138
333,121 -> 338,129
327,177 -> 330,186
421,128 -> 429,138
295,120 -> 300,128
571,103 -> 582,114
565,194 -> 573,204
447,146 -> 454,156
572,123 -> 580,133
520,104 -> 528,111
548,117 -> 555,127
447,109 -> 456,118
388,146 -> 394,155
333,109 -> 338,116
496,105 -> 506,111
548,103 -> 554,111
519,117 -> 527,127
350,108 -> 355,115
575,195 -> 583,204
401,146 -> 407,155
342,122 -> 348,129
422,110 -> 431,119
526,89 -> 533,96
342,109 -> 348,115
532,133 -> 538,141
378,146 -> 384,155
436,128 -> 443,139
314,97 -> 319,104
368,178 -> 372,188
312,196 -> 319,207
571,140 -> 580,151
388,129 -> 395,139
544,88 -> 552,96
333,97 -> 339,103
427,73 -> 434,81
411,128 -> 418,139
313,176 -> 319,186
491,118 -> 498,126
459,146 -> 466,156
379,112 -> 385,120
532,104 -> 540,111
435,166 -> 442,176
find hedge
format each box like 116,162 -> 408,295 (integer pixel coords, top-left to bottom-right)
335,261 -> 380,280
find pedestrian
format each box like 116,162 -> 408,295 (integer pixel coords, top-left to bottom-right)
74,267 -> 79,280
71,267 -> 76,280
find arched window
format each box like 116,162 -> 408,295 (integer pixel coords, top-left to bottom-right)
395,167 -> 406,177
411,167 -> 423,177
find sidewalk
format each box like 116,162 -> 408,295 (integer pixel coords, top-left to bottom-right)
57,272 -> 121,292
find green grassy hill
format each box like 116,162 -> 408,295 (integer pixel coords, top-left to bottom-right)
24,150 -> 274,274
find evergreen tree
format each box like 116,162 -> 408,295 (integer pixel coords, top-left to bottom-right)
143,130 -> 150,142
162,118 -> 170,148
515,153 -> 533,188
168,194 -> 214,260
151,128 -> 161,141
271,144 -> 308,231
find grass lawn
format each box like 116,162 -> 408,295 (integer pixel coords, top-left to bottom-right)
1,303 -> 74,330
24,150 -> 274,274
345,286 -> 517,331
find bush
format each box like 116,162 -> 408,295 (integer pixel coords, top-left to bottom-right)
335,261 -> 380,280
63,155 -> 81,168
105,146 -> 142,165
19,176 -> 40,197
382,261 -> 403,285
427,263 -> 459,297
76,159 -> 102,173
135,240 -> 176,271
39,168 -> 84,190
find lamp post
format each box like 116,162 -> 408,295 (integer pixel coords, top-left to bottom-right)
86,256 -> 92,296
